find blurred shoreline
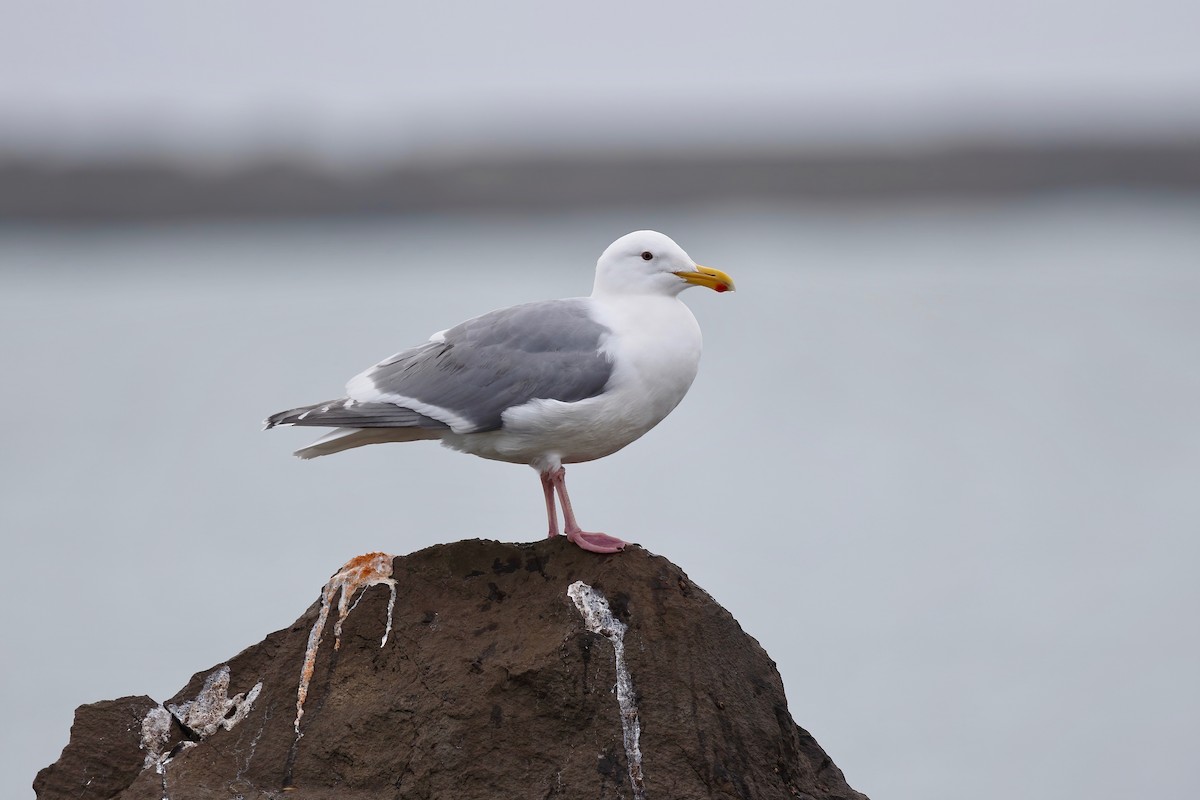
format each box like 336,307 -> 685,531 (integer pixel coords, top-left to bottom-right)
4,137 -> 1199,223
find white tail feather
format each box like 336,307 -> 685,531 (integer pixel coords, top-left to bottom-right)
294,427 -> 443,459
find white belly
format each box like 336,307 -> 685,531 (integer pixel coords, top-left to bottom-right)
441,295 -> 702,470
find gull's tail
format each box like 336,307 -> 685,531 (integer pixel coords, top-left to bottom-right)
265,398 -> 449,458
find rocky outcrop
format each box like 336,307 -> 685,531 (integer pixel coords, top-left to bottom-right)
36,538 -> 867,800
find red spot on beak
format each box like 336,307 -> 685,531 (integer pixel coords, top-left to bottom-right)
715,283 -> 729,293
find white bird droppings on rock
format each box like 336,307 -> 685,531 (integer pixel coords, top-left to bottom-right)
167,665 -> 263,739
139,706 -> 173,770
137,664 -> 262,799
567,580 -> 646,800
294,552 -> 397,735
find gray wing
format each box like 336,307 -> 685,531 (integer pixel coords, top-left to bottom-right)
346,299 -> 614,433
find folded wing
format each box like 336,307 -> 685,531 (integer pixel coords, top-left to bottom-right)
345,299 -> 614,433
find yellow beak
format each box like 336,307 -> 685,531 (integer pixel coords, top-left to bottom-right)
673,265 -> 735,293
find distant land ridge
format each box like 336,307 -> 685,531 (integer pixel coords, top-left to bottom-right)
4,138 -> 1199,222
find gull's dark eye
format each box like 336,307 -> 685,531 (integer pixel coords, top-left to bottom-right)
641,251 -> 654,261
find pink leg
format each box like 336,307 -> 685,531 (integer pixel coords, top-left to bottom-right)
547,467 -> 628,554
540,470 -> 559,539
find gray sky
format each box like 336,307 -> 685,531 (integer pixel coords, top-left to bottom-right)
4,1 -> 1200,161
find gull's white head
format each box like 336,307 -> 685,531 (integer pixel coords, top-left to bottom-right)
591,230 -> 735,298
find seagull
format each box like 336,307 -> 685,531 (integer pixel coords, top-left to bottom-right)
265,230 -> 734,553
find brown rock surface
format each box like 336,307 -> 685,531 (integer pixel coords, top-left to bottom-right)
32,696 -> 161,800
36,538 -> 868,800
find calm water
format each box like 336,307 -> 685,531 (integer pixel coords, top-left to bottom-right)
3,195 -> 1198,799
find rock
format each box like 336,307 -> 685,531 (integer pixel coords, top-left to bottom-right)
33,696 -> 161,800
36,538 -> 868,800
